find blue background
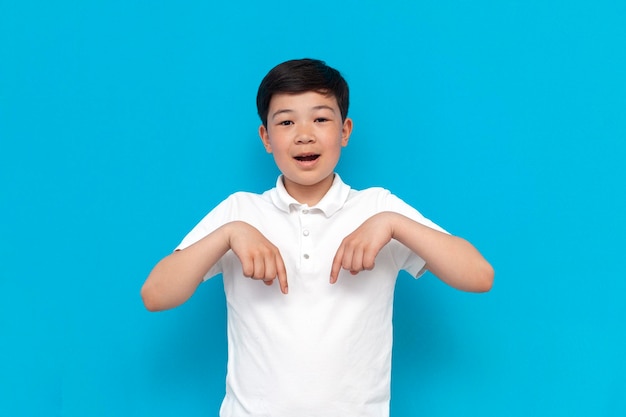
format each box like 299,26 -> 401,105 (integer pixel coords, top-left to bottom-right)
1,0 -> 625,416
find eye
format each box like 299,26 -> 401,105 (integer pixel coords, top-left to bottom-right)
278,120 -> 293,126
314,118 -> 329,123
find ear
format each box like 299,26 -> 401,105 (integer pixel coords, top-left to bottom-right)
259,124 -> 272,153
341,117 -> 353,147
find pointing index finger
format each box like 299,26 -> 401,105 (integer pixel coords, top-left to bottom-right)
275,252 -> 288,294
330,244 -> 344,284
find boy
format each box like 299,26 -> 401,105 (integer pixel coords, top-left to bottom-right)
142,58 -> 494,417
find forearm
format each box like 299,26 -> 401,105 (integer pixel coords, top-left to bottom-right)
389,212 -> 494,292
141,223 -> 232,311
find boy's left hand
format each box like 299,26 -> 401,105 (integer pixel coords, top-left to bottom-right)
330,212 -> 394,283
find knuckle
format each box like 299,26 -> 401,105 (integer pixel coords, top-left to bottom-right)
241,261 -> 253,275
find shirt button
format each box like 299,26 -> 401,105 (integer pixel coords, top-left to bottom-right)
302,209 -> 309,214
303,254 -> 310,259
303,229 -> 310,237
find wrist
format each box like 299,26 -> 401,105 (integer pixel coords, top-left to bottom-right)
220,221 -> 241,250
386,212 -> 410,243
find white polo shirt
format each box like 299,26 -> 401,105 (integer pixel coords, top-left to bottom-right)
177,174 -> 446,417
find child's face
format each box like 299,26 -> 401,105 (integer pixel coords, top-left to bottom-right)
259,91 -> 353,203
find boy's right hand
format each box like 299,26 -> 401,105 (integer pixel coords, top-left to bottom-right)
225,221 -> 288,294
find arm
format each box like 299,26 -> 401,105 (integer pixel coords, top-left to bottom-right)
330,212 -> 494,292
141,221 -> 288,312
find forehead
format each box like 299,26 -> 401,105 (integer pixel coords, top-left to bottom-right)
268,91 -> 340,113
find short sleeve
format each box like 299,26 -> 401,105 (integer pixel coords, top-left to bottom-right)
174,195 -> 238,281
383,193 -> 449,278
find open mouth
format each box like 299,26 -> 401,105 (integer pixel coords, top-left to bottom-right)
294,154 -> 320,162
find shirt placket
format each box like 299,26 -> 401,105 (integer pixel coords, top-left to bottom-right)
298,207 -> 314,273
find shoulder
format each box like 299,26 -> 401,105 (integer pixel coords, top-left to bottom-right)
346,186 -> 429,218
217,190 -> 274,212
227,190 -> 269,202
346,186 -> 395,207
193,190 -> 269,220
348,186 -> 390,199
339,187 -> 402,217
176,188 -> 278,250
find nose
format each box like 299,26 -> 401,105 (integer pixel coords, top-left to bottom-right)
296,135 -> 314,144
295,125 -> 315,144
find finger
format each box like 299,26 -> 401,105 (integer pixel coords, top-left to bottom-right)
263,253 -> 278,281
330,244 -> 345,284
275,252 -> 288,294
341,243 -> 356,272
362,248 -> 377,271
260,250 -> 278,287
240,256 -> 254,278
252,253 -> 266,280
350,246 -> 364,273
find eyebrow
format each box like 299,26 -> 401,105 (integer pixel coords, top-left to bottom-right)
271,105 -> 337,121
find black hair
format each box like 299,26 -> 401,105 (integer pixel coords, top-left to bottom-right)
256,58 -> 349,127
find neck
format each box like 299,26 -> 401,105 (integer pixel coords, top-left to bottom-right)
283,174 -> 334,206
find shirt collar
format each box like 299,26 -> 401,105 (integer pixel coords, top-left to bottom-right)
270,174 -> 351,217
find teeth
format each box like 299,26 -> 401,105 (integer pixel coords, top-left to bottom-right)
295,155 -> 318,161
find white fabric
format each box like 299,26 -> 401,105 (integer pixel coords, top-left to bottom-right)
176,174 -> 446,417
